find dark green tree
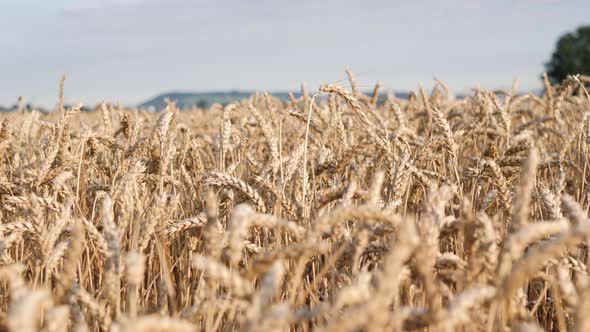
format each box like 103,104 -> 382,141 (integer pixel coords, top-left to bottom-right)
196,99 -> 208,110
545,25 -> 590,84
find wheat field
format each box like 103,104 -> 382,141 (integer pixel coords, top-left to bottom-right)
0,73 -> 589,331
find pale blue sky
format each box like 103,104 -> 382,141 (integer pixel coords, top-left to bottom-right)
1,0 -> 589,107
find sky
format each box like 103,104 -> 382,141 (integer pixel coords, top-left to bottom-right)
0,0 -> 589,108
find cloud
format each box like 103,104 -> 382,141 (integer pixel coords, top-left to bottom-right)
61,0 -> 143,11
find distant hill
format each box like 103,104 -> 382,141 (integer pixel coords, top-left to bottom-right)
138,91 -> 302,111
138,90 -> 414,111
